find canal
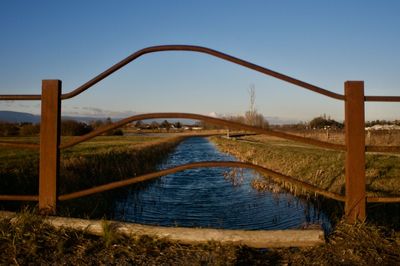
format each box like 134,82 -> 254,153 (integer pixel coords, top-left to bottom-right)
114,137 -> 331,230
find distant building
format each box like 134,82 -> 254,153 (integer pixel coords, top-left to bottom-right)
365,124 -> 400,131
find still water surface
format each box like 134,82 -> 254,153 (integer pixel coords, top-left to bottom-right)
114,137 -> 331,230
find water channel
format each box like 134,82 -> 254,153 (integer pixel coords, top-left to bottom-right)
114,137 -> 331,230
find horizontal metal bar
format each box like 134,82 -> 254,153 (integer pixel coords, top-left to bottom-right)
59,112 -> 346,151
0,141 -> 40,149
365,95 -> 400,102
0,195 -> 38,201
58,161 -> 346,202
366,197 -> 400,203
365,145 -> 400,153
0,94 -> 41,101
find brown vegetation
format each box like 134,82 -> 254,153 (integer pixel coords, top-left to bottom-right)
212,135 -> 400,198
1,210 -> 399,265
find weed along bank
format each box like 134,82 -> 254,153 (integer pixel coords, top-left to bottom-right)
1,46 -> 400,250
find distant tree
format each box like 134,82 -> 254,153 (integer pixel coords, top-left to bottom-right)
161,120 -> 171,131
0,122 -> 19,136
244,85 -> 269,128
135,120 -> 144,129
102,118 -> 127,136
150,121 -> 159,130
254,113 -> 269,129
90,119 -> 105,129
245,84 -> 257,126
309,115 -> 343,129
61,120 -> 93,136
174,121 -> 182,129
198,118 -> 227,129
228,115 -> 245,124
105,117 -> 112,125
108,129 -> 123,136
19,123 -> 40,136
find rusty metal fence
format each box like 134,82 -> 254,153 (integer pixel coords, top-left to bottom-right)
1,45 -> 400,223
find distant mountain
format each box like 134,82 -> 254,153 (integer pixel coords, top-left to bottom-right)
0,110 -> 301,125
0,111 -> 108,124
264,116 -> 300,125
0,111 -> 197,124
0,111 -> 40,123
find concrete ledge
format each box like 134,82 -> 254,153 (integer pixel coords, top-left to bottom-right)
0,211 -> 324,248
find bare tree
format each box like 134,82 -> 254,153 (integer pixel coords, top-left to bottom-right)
244,85 -> 269,128
245,84 -> 257,126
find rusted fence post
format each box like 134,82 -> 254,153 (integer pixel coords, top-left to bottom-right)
344,81 -> 366,222
39,80 -> 61,214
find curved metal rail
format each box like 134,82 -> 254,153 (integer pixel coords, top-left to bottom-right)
1,45 -> 399,102
59,112 -> 346,151
58,161 -> 346,202
0,45 -> 345,101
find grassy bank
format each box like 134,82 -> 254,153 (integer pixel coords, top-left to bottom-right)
211,135 -> 400,198
0,135 -> 184,217
2,134 -> 400,264
1,210 -> 399,265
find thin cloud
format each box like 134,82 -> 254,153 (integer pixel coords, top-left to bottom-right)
62,106 -> 136,118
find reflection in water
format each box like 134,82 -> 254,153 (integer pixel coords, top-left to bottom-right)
114,137 -> 331,230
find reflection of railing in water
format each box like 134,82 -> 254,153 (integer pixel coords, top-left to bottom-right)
0,45 -> 399,223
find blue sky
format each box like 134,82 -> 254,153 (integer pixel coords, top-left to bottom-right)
0,0 -> 399,122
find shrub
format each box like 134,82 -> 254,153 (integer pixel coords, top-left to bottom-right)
19,123 -> 40,136
0,122 -> 20,136
61,120 -> 93,136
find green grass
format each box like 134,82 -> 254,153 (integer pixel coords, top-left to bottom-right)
60,135 -> 163,156
0,135 -> 184,217
211,135 -> 400,197
0,137 -> 39,168
0,136 -> 163,168
2,134 -> 400,263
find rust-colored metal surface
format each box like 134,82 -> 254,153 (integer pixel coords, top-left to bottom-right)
0,94 -> 41,101
0,195 -> 38,201
59,112 -> 346,151
60,45 -> 345,101
0,141 -> 39,149
58,161 -> 345,202
367,197 -> 400,203
0,45 -> 344,101
0,45 -> 397,104
365,95 -> 400,102
344,81 -> 366,222
38,80 -> 61,214
365,145 -> 400,153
